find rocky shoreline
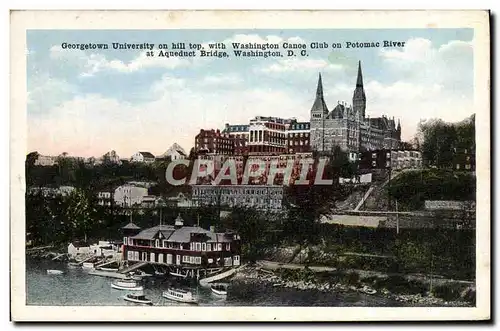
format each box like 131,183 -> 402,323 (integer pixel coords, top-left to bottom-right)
233,265 -> 473,307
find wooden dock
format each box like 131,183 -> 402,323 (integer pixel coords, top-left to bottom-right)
87,269 -> 129,279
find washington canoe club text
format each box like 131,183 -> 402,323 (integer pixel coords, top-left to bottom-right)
59,40 -> 406,59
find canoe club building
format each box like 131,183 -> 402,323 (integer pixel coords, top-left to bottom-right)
121,216 -> 241,276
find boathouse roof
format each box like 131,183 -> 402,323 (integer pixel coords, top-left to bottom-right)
70,240 -> 90,248
131,225 -> 175,240
122,222 -> 141,230
166,226 -> 217,243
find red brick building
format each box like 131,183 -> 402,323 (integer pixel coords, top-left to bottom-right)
122,216 -> 241,269
223,123 -> 249,155
286,121 -> 311,154
194,129 -> 234,156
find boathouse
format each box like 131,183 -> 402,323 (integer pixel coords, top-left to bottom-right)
122,215 -> 241,270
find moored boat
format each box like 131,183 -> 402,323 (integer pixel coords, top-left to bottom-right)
98,267 -> 119,272
360,286 -> 377,295
162,288 -> 198,304
67,262 -> 80,268
272,282 -> 285,287
170,272 -> 187,278
111,278 -> 144,291
210,283 -> 228,296
123,293 -> 152,305
82,262 -> 95,269
47,269 -> 64,275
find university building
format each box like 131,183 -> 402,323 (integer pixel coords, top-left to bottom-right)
213,61 -> 401,160
309,61 -> 402,159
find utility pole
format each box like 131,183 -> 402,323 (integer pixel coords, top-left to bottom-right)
396,199 -> 399,235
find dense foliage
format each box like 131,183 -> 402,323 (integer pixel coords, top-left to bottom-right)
387,168 -> 476,210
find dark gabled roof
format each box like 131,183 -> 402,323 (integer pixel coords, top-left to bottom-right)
139,152 -> 155,159
131,225 -> 176,240
328,104 -> 345,119
122,222 -> 141,230
167,226 -> 217,243
310,73 -> 329,115
71,241 -> 90,248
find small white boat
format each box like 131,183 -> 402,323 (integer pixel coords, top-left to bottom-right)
170,272 -> 187,278
360,286 -> 377,295
211,283 -> 228,296
47,269 -> 64,275
111,278 -> 144,291
98,267 -> 119,272
123,293 -> 153,305
155,270 -> 166,276
67,262 -> 80,268
163,288 -> 198,304
82,262 -> 95,269
273,282 -> 285,287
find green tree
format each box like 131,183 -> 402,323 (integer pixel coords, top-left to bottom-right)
64,189 -> 96,242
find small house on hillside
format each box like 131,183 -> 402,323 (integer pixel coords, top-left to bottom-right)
67,241 -> 91,258
131,151 -> 156,163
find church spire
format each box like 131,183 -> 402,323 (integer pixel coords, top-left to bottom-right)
310,72 -> 329,115
356,60 -> 364,87
353,61 -> 366,118
316,73 -> 324,97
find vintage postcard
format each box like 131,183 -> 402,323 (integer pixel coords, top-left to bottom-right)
11,10 -> 490,321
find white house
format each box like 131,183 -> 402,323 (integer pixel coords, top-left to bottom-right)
67,241 -> 91,258
114,184 -> 149,207
131,151 -> 155,163
34,155 -> 58,166
158,143 -> 187,161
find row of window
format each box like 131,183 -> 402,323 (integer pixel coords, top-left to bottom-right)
289,140 -> 309,146
189,242 -> 231,252
194,188 -> 283,195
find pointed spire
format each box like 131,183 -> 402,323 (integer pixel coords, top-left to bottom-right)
356,61 -> 364,87
316,73 -> 324,97
310,72 -> 329,115
353,61 -> 366,102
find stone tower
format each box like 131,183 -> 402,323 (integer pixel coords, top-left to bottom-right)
353,61 -> 366,119
310,73 -> 329,152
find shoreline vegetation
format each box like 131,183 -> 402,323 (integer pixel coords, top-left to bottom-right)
234,263 -> 475,307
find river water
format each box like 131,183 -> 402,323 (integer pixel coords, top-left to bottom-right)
26,258 -> 406,307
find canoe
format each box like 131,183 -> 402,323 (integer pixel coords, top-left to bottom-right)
123,294 -> 153,305
211,284 -> 228,296
47,269 -> 64,275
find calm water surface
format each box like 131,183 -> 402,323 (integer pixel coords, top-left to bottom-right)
26,258 -> 406,307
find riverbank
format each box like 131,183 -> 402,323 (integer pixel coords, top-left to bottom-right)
233,264 -> 474,307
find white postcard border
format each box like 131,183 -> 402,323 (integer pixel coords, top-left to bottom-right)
10,10 -> 490,321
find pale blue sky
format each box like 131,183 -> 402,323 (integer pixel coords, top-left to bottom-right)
27,28 -> 474,158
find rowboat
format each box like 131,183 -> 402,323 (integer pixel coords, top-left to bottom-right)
211,283 -> 228,296
163,288 -> 198,304
47,269 -> 64,275
111,278 -> 144,291
123,293 -> 153,305
360,286 -> 377,295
